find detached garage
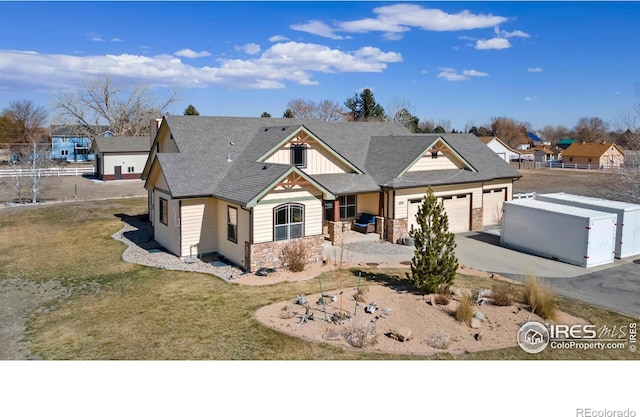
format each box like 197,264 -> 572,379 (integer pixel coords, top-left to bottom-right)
501,199 -> 617,268
91,136 -> 151,181
536,193 -> 640,259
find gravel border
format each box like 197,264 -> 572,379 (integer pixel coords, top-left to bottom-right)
112,216 -> 246,282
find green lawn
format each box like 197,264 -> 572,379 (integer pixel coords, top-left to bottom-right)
0,198 -> 637,360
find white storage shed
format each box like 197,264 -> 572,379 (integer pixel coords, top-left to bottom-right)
500,199 -> 617,268
536,192 -> 640,259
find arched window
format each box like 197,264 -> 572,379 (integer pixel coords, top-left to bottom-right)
274,203 -> 304,241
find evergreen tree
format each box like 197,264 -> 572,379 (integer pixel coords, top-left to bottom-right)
344,88 -> 385,121
283,109 -> 294,118
261,112 -> 271,118
409,187 -> 458,294
183,104 -> 200,116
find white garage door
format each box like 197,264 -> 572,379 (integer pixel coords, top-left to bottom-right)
483,188 -> 506,226
408,194 -> 470,233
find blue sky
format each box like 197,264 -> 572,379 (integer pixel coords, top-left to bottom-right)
1,1 -> 639,131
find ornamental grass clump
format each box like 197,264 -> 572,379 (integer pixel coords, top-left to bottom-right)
280,239 -> 309,272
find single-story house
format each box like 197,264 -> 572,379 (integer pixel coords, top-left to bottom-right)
522,147 -> 555,163
556,138 -> 578,150
561,142 -> 625,168
478,136 -> 521,162
91,136 -> 151,180
141,116 -> 522,272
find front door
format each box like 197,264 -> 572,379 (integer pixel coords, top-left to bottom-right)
114,165 -> 122,180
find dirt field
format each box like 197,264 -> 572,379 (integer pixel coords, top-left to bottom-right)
0,175 -> 146,204
513,167 -> 628,199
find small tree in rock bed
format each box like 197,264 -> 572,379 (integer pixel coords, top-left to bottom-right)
409,187 -> 458,294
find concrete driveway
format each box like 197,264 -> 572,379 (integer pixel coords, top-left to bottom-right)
455,231 -> 640,319
326,230 -> 640,318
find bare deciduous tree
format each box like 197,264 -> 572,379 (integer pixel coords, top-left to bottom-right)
53,75 -> 180,138
572,116 -> 609,143
490,117 -> 529,149
285,98 -> 345,121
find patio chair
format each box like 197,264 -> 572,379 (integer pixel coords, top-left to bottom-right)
353,213 -> 376,234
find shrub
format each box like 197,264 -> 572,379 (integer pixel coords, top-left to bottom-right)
427,332 -> 450,349
343,319 -> 378,348
454,293 -> 475,325
523,276 -> 558,321
491,283 -> 514,306
280,239 -> 309,272
433,293 -> 450,306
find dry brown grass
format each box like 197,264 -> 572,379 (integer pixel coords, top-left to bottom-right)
454,293 -> 475,325
491,283 -> 515,306
280,239 -> 309,272
523,276 -> 558,321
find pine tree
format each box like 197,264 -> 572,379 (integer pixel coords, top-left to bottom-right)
409,187 -> 458,294
183,104 -> 199,116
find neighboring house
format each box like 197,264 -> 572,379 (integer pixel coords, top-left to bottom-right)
141,116 -> 521,272
527,131 -> 550,147
91,136 -> 151,180
556,138 -> 578,150
478,136 -> 521,162
561,142 -> 625,168
523,147 -> 555,163
50,125 -> 110,163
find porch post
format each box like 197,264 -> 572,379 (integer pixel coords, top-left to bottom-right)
333,197 -> 340,221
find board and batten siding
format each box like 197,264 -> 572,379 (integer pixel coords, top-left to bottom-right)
153,190 -> 181,257
394,184 -> 483,219
180,198 -> 218,256
253,186 -> 323,244
103,153 -> 149,175
216,200 -> 250,268
264,143 -> 351,175
407,151 -> 465,172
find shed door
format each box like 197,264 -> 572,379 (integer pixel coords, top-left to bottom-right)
442,194 -> 471,233
114,165 -> 122,180
483,188 -> 506,226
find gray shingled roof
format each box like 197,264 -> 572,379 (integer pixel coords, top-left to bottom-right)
93,136 -> 151,153
151,116 -> 520,202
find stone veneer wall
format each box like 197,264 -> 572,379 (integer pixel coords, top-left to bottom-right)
375,216 -> 384,239
385,218 -> 408,244
249,235 -> 324,272
328,221 -> 343,246
471,208 -> 483,231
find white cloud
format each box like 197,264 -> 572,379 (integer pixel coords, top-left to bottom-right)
475,38 -> 511,50
235,43 -> 261,55
0,42 -> 402,91
528,67 -> 543,72
463,69 -> 488,77
437,67 -> 487,81
290,20 -> 344,40
110,38 -> 124,42
292,4 -> 507,40
524,96 -> 539,101
174,49 -> 212,59
269,35 -> 289,42
496,27 -> 530,38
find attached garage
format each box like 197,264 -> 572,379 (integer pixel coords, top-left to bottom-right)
408,194 -> 470,233
483,188 -> 506,226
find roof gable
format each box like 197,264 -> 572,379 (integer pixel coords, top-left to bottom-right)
401,137 -> 475,176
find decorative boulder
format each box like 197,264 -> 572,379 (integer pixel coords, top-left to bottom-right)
474,311 -> 487,322
470,318 -> 482,329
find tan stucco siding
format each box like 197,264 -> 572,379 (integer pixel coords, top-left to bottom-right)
254,187 -> 323,244
180,198 -> 218,256
103,153 -> 149,175
216,200 -> 250,268
407,151 -> 464,172
394,184 -> 483,219
154,190 -> 181,257
264,144 -> 351,174
357,192 -> 379,216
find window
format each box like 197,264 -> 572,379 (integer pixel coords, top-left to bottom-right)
431,151 -> 438,159
569,157 -> 573,162
127,166 -> 135,173
227,206 -> 238,243
60,150 -> 69,156
159,198 -> 168,226
274,204 -> 304,241
339,195 -> 357,218
291,145 -> 306,167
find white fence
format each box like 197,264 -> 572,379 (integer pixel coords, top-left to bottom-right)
517,160 -> 640,174
0,166 -> 94,178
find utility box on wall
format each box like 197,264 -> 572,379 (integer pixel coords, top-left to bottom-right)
500,199 -> 617,268
536,192 -> 640,259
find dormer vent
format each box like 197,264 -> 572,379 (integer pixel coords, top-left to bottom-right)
226,153 -> 232,162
